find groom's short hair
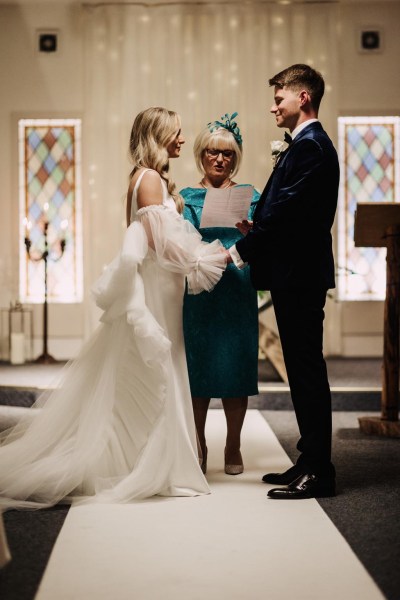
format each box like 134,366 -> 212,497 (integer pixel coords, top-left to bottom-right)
269,64 -> 325,111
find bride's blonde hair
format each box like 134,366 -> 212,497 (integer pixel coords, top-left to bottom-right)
129,107 -> 183,213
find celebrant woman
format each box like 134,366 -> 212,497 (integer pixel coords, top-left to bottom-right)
181,113 -> 260,476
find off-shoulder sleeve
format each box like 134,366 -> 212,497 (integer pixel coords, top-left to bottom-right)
136,205 -> 226,294
91,221 -> 171,366
91,221 -> 148,319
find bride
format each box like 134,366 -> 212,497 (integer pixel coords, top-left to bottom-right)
0,107 -> 226,510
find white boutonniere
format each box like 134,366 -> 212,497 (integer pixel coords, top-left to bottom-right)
270,140 -> 288,168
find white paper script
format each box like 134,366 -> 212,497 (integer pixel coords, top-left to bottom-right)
200,186 -> 253,228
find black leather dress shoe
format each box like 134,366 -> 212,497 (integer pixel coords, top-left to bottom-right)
267,473 -> 336,500
262,464 -> 304,485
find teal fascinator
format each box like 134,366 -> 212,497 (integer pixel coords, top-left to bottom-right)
207,112 -> 243,146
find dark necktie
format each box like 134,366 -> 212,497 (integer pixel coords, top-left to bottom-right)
284,131 -> 292,145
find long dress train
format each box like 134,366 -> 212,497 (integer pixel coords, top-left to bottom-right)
0,169 -> 226,510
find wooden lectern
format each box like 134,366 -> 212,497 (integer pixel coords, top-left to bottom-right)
354,202 -> 400,437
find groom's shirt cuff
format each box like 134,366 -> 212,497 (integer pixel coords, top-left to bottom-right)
229,245 -> 247,269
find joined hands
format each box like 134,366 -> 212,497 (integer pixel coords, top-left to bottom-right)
222,220 -> 253,265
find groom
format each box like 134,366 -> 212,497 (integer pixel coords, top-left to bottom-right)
228,64 -> 339,499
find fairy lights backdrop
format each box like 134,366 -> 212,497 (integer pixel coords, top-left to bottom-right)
82,2 -> 338,324
18,7 -> 399,313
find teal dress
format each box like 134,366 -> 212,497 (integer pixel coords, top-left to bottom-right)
182,185 -> 260,398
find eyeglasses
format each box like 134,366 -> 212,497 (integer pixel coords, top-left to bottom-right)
205,149 -> 235,159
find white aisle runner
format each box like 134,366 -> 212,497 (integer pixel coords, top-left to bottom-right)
36,410 -> 383,600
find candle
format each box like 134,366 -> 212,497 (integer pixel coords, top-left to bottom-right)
23,217 -> 32,237
60,219 -> 68,238
10,332 -> 25,365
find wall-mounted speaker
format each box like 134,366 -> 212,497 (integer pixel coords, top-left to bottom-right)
359,28 -> 383,53
37,31 -> 58,53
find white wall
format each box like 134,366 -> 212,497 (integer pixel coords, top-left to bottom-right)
0,1 -> 398,359
337,3 -> 400,114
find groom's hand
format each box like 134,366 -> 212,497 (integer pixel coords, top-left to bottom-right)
236,220 -> 253,236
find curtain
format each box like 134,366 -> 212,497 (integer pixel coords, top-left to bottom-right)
82,2 -> 338,334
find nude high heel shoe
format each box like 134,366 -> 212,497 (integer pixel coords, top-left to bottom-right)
224,449 -> 244,475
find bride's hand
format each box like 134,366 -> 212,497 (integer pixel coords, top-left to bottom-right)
235,220 -> 253,235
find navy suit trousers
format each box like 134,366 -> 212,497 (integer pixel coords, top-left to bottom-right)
271,287 -> 336,478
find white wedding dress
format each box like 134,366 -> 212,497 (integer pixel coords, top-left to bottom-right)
0,169 -> 226,510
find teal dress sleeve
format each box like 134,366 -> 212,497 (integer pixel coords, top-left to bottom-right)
181,185 -> 260,398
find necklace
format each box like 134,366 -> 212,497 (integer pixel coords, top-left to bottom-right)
200,178 -> 232,189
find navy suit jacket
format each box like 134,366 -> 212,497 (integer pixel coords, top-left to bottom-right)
236,121 -> 339,290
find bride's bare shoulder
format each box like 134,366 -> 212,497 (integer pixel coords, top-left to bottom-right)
130,169 -> 163,209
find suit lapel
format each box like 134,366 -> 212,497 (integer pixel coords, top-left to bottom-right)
270,121 -> 323,173
253,171 -> 274,219
254,145 -> 288,218
254,122 -> 324,221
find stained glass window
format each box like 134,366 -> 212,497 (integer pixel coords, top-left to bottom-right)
338,116 -> 400,300
19,119 -> 83,303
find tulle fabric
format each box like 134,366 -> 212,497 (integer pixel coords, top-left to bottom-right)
0,176 -> 225,510
137,205 -> 226,294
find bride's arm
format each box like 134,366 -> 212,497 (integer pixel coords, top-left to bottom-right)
127,169 -> 164,227
131,170 -> 225,294
136,170 -> 164,209
137,206 -> 226,294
